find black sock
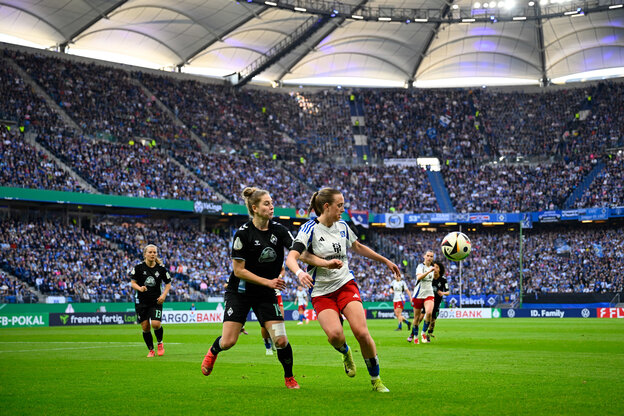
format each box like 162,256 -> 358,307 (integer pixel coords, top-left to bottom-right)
142,331 -> 154,350
428,321 -> 436,334
276,343 -> 294,378
210,336 -> 223,355
154,327 -> 163,343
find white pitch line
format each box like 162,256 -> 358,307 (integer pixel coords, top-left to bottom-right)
0,342 -> 183,344
0,344 -> 138,353
0,341 -> 182,353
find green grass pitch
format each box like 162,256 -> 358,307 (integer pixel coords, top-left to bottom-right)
1,319 -> 623,415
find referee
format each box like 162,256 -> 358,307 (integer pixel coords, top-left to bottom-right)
130,244 -> 171,357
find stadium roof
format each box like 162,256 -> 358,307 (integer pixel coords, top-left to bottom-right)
0,0 -> 623,87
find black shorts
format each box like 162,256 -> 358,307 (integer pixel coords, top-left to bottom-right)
224,291 -> 283,326
432,301 -> 442,320
135,303 -> 163,323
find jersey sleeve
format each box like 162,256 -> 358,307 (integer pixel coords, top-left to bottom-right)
344,222 -> 357,247
292,221 -> 315,254
231,228 -> 248,261
278,223 -> 294,249
163,269 -> 172,284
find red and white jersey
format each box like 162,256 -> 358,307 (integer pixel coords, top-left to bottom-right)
413,263 -> 434,299
390,279 -> 409,302
293,219 -> 357,298
295,289 -> 308,306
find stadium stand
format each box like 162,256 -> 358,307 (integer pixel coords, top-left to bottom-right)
1,48 -> 623,304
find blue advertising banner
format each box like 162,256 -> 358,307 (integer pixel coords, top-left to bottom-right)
446,295 -> 487,307
500,308 -> 595,318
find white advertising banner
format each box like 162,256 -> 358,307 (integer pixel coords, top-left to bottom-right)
437,308 -> 493,319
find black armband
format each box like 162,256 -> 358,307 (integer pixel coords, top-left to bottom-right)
291,241 -> 306,254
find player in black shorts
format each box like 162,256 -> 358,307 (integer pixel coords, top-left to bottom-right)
201,187 -> 323,389
130,244 -> 171,357
428,260 -> 449,340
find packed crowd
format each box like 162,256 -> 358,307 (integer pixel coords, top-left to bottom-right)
292,162 -> 439,212
0,271 -> 38,303
136,72 -> 354,161
174,150 -> 311,208
522,225 -> 624,294
3,49 -> 624,214
13,51 -> 200,153
0,218 -> 205,303
94,218 -> 231,298
442,159 -> 589,213
574,153 -> 624,208
2,213 -> 622,304
37,133 -> 219,201
1,126 -> 84,193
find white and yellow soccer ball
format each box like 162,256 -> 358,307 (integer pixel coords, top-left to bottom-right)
441,231 -> 471,262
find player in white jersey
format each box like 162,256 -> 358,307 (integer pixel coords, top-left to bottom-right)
295,285 -> 309,325
389,275 -> 412,331
408,250 -> 436,344
286,188 -> 401,393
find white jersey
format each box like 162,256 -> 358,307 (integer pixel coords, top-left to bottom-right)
293,219 -> 357,298
413,263 -> 435,299
295,289 -> 308,306
390,279 -> 409,302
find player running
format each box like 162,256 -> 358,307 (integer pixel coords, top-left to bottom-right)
295,285 -> 309,325
408,250 -> 435,344
428,261 -> 450,339
389,274 -> 412,331
130,244 -> 171,357
201,187 -> 323,389
286,188 -> 400,393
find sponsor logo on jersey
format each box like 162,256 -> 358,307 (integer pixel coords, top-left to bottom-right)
233,237 -> 243,250
259,247 -> 277,263
145,276 -> 156,287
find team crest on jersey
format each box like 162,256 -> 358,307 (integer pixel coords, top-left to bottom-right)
145,276 -> 156,287
259,247 -> 277,263
233,237 -> 243,250
227,307 -> 233,316
270,234 -> 278,245
340,231 -> 346,237
155,271 -> 160,277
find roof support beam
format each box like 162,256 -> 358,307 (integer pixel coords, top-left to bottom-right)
236,15 -> 330,87
182,5 -> 268,67
276,0 -> 368,82
410,2 -> 452,83
536,2 -> 549,86
60,0 -> 128,51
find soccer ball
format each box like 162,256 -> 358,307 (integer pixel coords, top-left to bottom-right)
441,231 -> 471,262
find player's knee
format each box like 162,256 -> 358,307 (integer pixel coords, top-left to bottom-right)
326,330 -> 344,345
274,336 -> 288,349
352,328 -> 372,344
